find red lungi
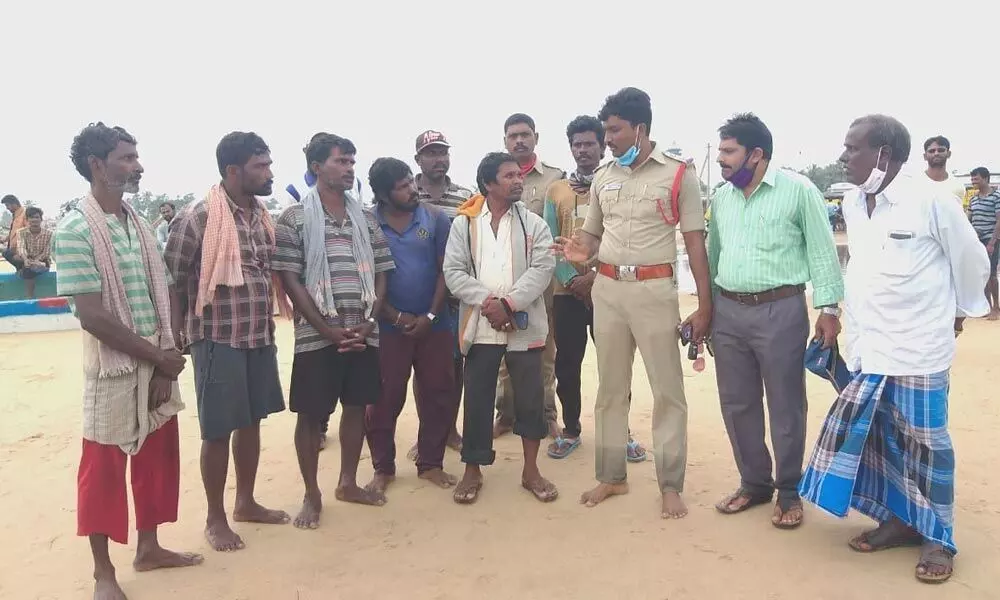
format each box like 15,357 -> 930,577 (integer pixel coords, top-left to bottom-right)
77,416 -> 180,545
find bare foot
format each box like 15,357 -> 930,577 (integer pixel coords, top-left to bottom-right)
419,468 -> 458,488
493,418 -> 512,439
293,493 -> 322,530
989,309 -> 1000,322
580,482 -> 629,507
133,546 -> 204,572
406,443 -> 419,462
205,518 -> 245,552
661,491 -> 688,519
447,430 -> 463,452
233,500 -> 290,525
335,484 -> 387,506
365,473 -> 395,497
94,573 -> 127,600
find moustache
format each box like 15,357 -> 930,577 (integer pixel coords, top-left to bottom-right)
514,145 -> 528,151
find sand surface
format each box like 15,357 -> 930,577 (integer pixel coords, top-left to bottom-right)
1,295 -> 998,599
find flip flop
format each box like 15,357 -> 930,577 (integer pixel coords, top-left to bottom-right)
715,487 -> 773,514
915,544 -> 954,584
772,496 -> 804,530
453,478 -> 483,505
626,438 -> 647,463
522,478 -> 559,503
547,436 -> 581,459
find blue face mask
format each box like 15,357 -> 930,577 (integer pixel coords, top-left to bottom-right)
615,129 -> 642,167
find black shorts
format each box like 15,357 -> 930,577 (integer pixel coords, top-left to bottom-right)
191,340 -> 285,441
289,344 -> 381,418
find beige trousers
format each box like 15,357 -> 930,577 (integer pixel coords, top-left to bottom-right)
591,274 -> 687,493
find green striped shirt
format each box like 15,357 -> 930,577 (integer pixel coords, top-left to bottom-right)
707,167 -> 844,307
53,210 -> 161,337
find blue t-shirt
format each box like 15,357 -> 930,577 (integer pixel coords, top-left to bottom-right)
377,204 -> 452,332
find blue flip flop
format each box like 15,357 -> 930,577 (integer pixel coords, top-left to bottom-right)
547,436 -> 581,459
626,438 -> 648,463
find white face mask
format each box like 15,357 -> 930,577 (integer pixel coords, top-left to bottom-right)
857,147 -> 887,194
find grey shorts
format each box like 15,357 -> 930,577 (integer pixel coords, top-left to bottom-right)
191,340 -> 285,441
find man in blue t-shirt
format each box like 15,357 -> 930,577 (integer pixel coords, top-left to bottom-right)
364,157 -> 459,495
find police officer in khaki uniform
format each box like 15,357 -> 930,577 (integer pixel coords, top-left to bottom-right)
553,88 -> 713,519
493,113 -> 565,439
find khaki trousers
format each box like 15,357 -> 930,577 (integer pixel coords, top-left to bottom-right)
592,274 -> 687,493
495,286 -> 558,427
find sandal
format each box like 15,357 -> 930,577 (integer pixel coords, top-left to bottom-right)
547,436 -> 581,459
915,543 -> 954,584
772,496 -> 804,530
453,477 -> 483,505
715,487 -> 773,514
626,438 -> 647,463
522,477 -> 559,502
848,521 -> 922,553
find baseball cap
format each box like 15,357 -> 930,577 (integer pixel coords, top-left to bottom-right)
415,130 -> 450,153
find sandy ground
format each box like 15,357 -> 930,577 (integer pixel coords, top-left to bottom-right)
1,295 -> 998,600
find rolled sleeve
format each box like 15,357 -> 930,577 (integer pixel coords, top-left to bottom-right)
798,181 -> 844,307
272,206 -> 305,274
677,162 -> 706,233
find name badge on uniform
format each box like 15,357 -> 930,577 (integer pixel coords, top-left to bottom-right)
603,183 -> 622,191
888,230 -> 914,240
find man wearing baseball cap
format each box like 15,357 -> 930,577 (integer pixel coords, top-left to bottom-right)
407,130 -> 475,462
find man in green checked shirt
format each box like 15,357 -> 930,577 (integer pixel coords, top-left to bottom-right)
707,114 -> 843,529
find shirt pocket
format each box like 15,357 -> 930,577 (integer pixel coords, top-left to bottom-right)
752,212 -> 791,252
880,236 -> 918,276
635,184 -> 672,225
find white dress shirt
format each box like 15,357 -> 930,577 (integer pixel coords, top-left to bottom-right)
842,173 -> 990,376
473,205 -> 514,345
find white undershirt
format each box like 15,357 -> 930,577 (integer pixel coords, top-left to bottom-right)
474,205 -> 514,345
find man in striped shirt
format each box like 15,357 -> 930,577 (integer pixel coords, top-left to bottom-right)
969,167 -> 1000,319
413,130 -> 473,457
58,122 -> 202,599
708,113 -> 844,529
273,134 -> 396,528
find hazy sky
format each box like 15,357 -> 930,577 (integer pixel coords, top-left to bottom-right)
3,0 -> 996,213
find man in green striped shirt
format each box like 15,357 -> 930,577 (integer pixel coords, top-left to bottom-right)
707,114 -> 843,530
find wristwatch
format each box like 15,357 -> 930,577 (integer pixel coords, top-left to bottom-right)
820,306 -> 841,318
426,312 -> 437,322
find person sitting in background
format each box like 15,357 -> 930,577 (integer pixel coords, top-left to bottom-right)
2,194 -> 28,264
13,206 -> 53,298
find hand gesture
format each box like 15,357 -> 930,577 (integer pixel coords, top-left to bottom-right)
405,315 -> 433,338
552,232 -> 590,264
148,369 -> 175,412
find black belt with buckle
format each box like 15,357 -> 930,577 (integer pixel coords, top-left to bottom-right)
719,284 -> 805,306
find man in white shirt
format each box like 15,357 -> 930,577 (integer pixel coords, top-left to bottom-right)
922,136 -> 968,207
800,115 -> 990,585
443,152 -> 558,505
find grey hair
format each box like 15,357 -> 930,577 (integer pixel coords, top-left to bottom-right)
850,114 -> 911,163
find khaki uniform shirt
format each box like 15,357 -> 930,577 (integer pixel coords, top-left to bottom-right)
581,145 -> 704,266
521,159 -> 566,217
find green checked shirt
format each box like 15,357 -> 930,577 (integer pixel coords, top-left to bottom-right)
707,166 -> 844,308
